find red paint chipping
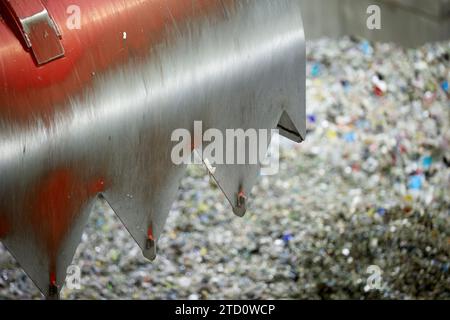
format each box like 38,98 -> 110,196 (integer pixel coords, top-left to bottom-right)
88,178 -> 106,195
147,225 -> 154,241
50,272 -> 57,286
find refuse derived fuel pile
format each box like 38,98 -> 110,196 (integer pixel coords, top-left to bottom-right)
0,0 -> 305,298
1,37 -> 448,300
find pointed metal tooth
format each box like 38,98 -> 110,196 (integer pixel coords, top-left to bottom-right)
1,194 -> 98,298
233,189 -> 247,217
278,111 -> 305,143
102,163 -> 185,262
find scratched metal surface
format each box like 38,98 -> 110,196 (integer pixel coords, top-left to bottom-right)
0,0 -> 305,298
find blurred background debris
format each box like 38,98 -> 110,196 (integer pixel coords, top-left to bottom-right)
1,36 -> 448,300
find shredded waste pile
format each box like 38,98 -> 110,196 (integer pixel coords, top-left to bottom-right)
1,37 -> 449,299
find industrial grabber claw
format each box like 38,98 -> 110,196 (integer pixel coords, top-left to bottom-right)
0,0 -> 305,298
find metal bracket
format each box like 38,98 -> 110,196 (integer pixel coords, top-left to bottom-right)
1,0 -> 64,65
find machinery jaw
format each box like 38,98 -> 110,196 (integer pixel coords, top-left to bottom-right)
0,0 -> 305,298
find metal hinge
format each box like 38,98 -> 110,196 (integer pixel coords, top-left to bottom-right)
1,0 -> 65,65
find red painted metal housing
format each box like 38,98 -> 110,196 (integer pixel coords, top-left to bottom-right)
0,0 -> 226,122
